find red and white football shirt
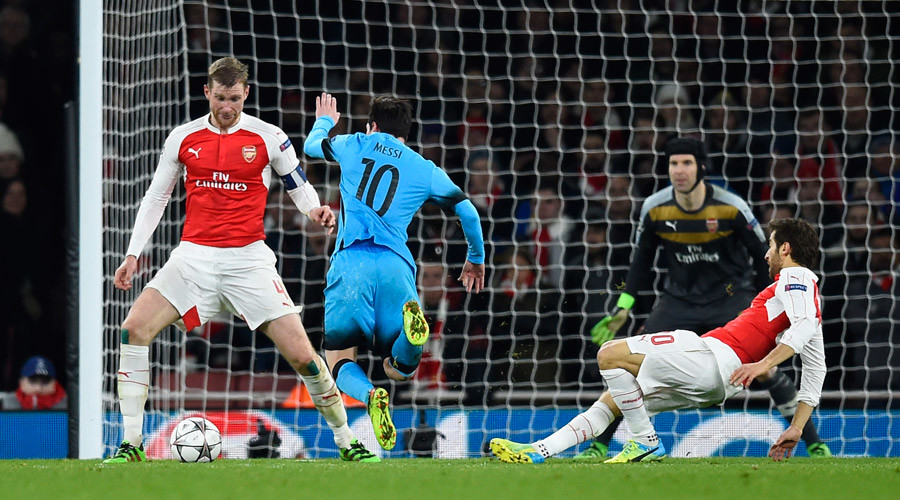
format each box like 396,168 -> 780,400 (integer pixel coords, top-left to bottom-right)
126,113 -> 309,256
703,266 -> 826,406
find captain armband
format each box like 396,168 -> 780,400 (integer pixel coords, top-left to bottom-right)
282,166 -> 321,215
280,165 -> 308,190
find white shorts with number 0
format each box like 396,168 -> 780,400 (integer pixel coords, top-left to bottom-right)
625,330 -> 743,415
146,240 -> 300,332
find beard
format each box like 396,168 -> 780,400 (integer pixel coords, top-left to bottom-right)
214,110 -> 238,128
768,256 -> 782,280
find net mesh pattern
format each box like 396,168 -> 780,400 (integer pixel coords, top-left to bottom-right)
101,1 -> 899,458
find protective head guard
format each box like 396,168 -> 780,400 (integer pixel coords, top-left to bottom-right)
664,137 -> 707,192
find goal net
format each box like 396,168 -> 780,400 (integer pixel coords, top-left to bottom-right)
100,1 -> 899,459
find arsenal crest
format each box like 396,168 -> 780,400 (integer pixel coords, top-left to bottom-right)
706,218 -> 718,232
242,145 -> 257,163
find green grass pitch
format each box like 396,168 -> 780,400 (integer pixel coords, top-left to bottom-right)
2,457 -> 898,500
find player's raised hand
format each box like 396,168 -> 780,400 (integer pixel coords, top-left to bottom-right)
315,92 -> 341,124
768,426 -> 801,461
308,205 -> 336,235
114,255 -> 138,291
729,361 -> 770,388
458,260 -> 485,294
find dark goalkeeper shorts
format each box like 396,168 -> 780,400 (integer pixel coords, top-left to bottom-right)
642,289 -> 756,335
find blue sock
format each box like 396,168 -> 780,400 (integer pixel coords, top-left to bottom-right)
335,362 -> 374,404
391,335 -> 423,377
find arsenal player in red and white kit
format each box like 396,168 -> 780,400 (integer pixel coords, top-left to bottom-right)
105,58 -> 379,463
489,219 -> 826,464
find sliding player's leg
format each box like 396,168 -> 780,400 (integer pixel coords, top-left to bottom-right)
596,339 -> 653,440
105,288 -> 180,463
604,330 -> 743,463
573,419 -> 616,459
491,393 -> 620,464
577,296 -> 680,459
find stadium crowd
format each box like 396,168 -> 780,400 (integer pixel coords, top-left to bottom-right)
2,1 -> 898,406
0,2 -> 73,393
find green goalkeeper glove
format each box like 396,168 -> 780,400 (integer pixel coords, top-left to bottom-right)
590,293 -> 634,346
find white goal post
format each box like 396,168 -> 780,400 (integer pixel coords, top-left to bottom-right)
77,0 -> 103,459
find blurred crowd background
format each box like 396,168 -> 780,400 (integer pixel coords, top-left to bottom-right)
1,1 -> 74,393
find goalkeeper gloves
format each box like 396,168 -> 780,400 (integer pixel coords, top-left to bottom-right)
590,293 -> 635,346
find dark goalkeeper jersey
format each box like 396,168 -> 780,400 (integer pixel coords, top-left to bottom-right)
623,183 -> 769,306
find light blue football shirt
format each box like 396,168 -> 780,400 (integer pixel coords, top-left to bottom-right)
304,116 -> 484,270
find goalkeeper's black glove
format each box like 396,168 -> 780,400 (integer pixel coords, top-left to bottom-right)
590,293 -> 634,346
246,419 -> 282,458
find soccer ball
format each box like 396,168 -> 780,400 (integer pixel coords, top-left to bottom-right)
170,416 -> 222,462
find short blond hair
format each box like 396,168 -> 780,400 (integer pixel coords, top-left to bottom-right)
207,57 -> 249,88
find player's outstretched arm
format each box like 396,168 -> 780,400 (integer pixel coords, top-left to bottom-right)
590,210 -> 656,346
114,255 -> 138,291
448,198 -> 485,292
303,93 -> 341,159
459,260 -> 485,294
769,403 -> 812,462
307,206 -> 336,235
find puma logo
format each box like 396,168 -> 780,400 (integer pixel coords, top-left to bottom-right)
665,220 -> 677,231
188,147 -> 202,159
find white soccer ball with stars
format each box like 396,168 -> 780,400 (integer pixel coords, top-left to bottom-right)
170,416 -> 222,462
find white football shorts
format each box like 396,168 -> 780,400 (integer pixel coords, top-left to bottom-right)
146,240 -> 301,332
625,330 -> 743,415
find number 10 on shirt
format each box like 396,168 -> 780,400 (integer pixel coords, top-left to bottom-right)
356,158 -> 399,216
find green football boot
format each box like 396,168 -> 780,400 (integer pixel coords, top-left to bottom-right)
807,442 -> 833,457
574,440 -> 609,459
604,439 -> 666,464
403,300 -> 429,346
339,439 -> 381,462
489,438 -> 545,464
367,387 -> 396,450
103,441 -> 147,463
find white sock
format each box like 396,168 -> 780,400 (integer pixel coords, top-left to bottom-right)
118,344 -> 150,445
299,356 -> 354,449
601,368 -> 658,447
533,400 -> 615,458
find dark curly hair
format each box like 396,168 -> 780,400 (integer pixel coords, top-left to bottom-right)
768,218 -> 820,268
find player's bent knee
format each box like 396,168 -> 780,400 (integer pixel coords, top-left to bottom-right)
119,320 -> 154,346
284,350 -> 317,375
596,340 -> 626,370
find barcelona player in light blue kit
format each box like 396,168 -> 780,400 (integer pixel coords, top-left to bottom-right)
304,93 -> 485,451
